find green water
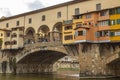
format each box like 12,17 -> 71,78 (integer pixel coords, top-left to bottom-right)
0,74 -> 120,80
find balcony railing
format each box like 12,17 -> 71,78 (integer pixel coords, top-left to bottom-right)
75,24 -> 90,29
63,20 -> 73,25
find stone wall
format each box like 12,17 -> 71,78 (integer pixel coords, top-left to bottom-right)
78,43 -> 120,77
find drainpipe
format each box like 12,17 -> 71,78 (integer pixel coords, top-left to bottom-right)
67,5 -> 69,20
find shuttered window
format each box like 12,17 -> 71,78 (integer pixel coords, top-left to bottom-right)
116,8 -> 120,14
110,32 -> 115,37
117,19 -> 120,24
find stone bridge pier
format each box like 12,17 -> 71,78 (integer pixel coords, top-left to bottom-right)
77,43 -> 120,77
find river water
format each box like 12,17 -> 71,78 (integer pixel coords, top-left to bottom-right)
0,74 -> 120,80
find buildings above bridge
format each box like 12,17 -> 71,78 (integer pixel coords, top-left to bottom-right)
63,6 -> 120,44
0,27 -> 24,50
0,0 -> 120,49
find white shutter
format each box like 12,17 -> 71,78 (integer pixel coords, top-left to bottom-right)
83,30 -> 86,36
95,32 -> 100,38
75,31 -> 78,37
115,31 -> 120,36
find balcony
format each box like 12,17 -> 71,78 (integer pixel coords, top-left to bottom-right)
74,24 -> 90,30
98,36 -> 110,43
63,20 -> 73,25
98,15 -> 110,21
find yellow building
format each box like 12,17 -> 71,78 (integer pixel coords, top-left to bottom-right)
62,20 -> 75,44
110,7 -> 120,42
0,29 -> 11,50
0,27 -> 24,50
11,27 -> 24,49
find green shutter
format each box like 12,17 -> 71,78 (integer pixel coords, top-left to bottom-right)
117,19 -> 120,24
110,32 -> 115,37
113,20 -> 116,25
108,20 -> 111,26
117,8 -> 120,14
109,9 -> 115,15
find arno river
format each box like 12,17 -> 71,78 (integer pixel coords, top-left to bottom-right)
0,74 -> 120,80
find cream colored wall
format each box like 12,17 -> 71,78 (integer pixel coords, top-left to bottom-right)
0,17 -> 25,29
24,6 -> 68,33
67,0 -> 120,19
0,0 -> 120,34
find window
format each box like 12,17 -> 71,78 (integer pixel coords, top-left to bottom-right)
12,28 -> 17,31
111,20 -> 116,25
75,8 -> 80,15
29,18 -> 32,24
78,30 -> 86,36
96,3 -> 101,11
11,40 -> 17,45
99,20 -> 109,26
12,33 -> 17,38
42,15 -> 45,21
116,8 -> 120,14
115,31 -> 120,36
74,15 -> 82,19
1,33 -> 3,36
100,11 -> 107,16
6,23 -> 9,28
57,12 -> 61,18
78,31 -> 83,36
76,24 -> 82,28
117,19 -> 120,24
109,9 -> 116,15
110,32 -> 115,36
97,31 -> 109,37
95,32 -> 100,38
86,14 -> 91,18
16,21 -> 20,26
5,41 -> 10,45
64,26 -> 72,30
64,35 -> 73,40
6,33 -> 10,37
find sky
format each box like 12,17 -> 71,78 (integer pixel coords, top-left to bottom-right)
0,0 -> 72,17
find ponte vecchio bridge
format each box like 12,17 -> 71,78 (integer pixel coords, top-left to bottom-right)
0,0 -> 120,77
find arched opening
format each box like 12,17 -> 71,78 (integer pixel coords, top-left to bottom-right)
52,22 -> 62,42
25,27 -> 35,44
16,50 -> 66,73
37,25 -> 50,42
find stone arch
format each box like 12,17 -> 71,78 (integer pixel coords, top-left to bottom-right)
16,50 -> 67,63
37,25 -> 50,42
25,27 -> 35,44
52,22 -> 62,42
